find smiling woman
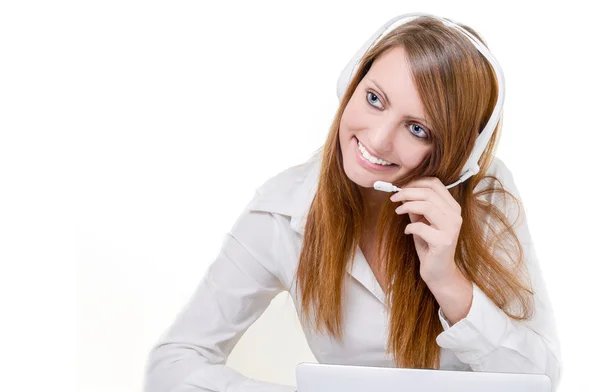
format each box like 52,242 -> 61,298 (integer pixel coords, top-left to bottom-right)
143,12 -> 562,392
298,13 -> 559,375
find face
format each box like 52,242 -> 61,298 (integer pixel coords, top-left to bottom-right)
339,45 -> 433,192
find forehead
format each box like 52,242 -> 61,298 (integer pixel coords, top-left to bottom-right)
365,46 -> 426,116
367,46 -> 415,93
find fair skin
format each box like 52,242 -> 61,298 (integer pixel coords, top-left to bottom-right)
338,46 -> 473,326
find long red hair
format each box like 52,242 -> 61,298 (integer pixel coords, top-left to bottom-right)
295,16 -> 533,369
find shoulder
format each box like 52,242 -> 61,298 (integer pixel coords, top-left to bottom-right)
225,151 -> 323,285
474,156 -> 527,231
474,156 -> 521,199
478,155 -> 515,185
245,149 -> 322,218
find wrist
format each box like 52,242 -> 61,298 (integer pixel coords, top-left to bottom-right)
425,265 -> 464,292
428,268 -> 473,325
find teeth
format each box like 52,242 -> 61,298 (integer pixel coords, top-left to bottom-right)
357,140 -> 394,166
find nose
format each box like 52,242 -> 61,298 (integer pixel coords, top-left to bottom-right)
367,119 -> 397,155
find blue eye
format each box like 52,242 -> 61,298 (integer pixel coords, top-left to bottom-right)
408,123 -> 428,139
366,91 -> 383,109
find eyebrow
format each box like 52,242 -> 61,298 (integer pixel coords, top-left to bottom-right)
367,78 -> 431,128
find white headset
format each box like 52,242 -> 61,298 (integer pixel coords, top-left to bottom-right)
336,12 -> 505,191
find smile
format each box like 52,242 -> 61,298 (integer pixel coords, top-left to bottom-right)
354,137 -> 398,171
356,138 -> 396,165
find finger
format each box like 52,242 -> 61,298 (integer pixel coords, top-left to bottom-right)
399,178 -> 461,213
396,201 -> 448,230
405,221 -> 440,244
391,187 -> 454,216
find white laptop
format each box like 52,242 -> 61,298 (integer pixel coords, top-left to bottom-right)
296,362 -> 552,392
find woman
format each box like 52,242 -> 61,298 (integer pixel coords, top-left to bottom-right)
143,14 -> 562,392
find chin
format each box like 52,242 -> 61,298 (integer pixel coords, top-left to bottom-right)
347,173 -> 374,189
342,156 -> 399,190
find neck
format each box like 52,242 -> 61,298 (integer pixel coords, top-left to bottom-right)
359,185 -> 389,229
358,186 -> 392,274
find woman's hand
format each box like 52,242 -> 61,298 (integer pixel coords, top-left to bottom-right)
390,177 -> 464,288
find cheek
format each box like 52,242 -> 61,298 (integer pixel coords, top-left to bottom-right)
341,99 -> 370,133
393,135 -> 431,167
400,146 -> 431,169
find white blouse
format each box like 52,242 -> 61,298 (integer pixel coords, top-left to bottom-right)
143,150 -> 562,392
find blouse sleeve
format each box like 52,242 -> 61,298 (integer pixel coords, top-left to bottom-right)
435,160 -> 563,392
143,204 -> 297,392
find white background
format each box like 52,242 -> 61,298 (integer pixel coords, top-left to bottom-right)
0,1 -> 598,391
